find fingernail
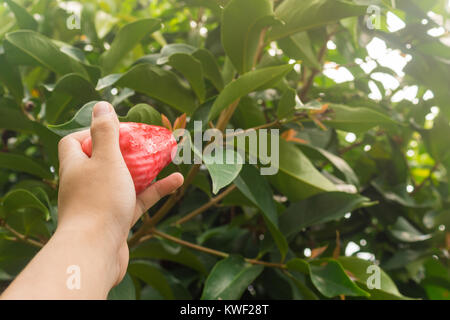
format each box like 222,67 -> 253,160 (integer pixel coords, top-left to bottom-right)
93,102 -> 112,117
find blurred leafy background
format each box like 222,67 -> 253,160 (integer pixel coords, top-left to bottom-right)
0,0 -> 449,300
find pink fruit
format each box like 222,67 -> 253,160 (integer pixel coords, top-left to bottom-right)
81,122 -> 177,194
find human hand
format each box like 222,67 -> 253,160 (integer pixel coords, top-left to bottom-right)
56,101 -> 184,285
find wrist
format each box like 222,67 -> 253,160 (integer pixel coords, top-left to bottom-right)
56,209 -> 128,248
54,218 -> 124,290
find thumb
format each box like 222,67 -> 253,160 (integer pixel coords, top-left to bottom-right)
90,101 -> 120,159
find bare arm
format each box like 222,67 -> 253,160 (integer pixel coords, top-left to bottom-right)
1,102 -> 183,299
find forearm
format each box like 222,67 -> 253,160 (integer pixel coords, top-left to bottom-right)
0,224 -> 121,300
0,102 -> 182,299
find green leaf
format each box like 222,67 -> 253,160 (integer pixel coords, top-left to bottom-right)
48,101 -> 97,136
5,0 -> 38,30
278,32 -> 321,70
95,73 -> 122,91
81,3 -> 99,44
5,30 -> 89,79
422,258 -> 450,300
100,18 -> 161,74
49,101 -> 163,136
201,255 -> 264,300
308,260 -> 370,298
286,258 -> 370,298
45,73 -> 99,124
337,257 -> 411,300
421,115 -> 450,162
33,123 -> 61,168
57,45 -> 102,83
203,145 -> 243,194
221,0 -> 279,74
130,240 -> 207,274
269,139 -> 336,202
107,273 -> 136,300
372,179 -> 430,208
286,271 -> 319,300
94,11 -> 118,39
390,217 -> 432,243
128,261 -> 174,300
0,53 -> 23,101
269,0 -> 366,40
324,104 -> 400,133
231,96 -> 266,129
10,180 -> 57,200
2,189 -> 51,238
234,165 -> 288,260
116,64 -> 197,114
168,53 -> 206,102
2,189 -> 49,220
111,88 -> 135,106
0,268 -> 12,281
405,54 -> 450,118
0,98 -> 33,132
157,43 -> 196,64
286,258 -> 310,275
276,87 -> 302,119
280,192 -> 373,236
192,49 -> 224,91
157,44 -> 223,95
221,56 -> 236,86
208,64 -> 293,120
299,144 -> 360,187
0,153 -> 52,179
119,103 -> 162,126
0,239 -> 38,275
184,0 -> 222,16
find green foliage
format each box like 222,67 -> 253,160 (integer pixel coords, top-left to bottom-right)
0,0 -> 448,300
201,255 -> 264,300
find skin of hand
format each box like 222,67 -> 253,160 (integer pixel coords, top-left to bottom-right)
0,101 -> 184,299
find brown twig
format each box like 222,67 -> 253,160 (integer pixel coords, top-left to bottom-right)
253,28 -> 268,68
216,99 -> 241,132
224,113 -> 308,139
339,141 -> 364,155
173,184 -> 236,226
299,29 -> 338,101
152,229 -> 287,269
0,220 -> 44,248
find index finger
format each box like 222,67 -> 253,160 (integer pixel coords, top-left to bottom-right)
58,129 -> 91,165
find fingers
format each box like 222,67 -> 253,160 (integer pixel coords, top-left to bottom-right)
133,173 -> 184,225
58,130 -> 91,166
69,129 -> 91,143
90,101 -> 121,160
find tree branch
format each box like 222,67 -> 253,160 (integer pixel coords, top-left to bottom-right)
173,184 -> 236,226
216,99 -> 241,132
224,113 -> 308,139
0,220 -> 45,248
299,29 -> 338,101
152,229 -> 287,269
